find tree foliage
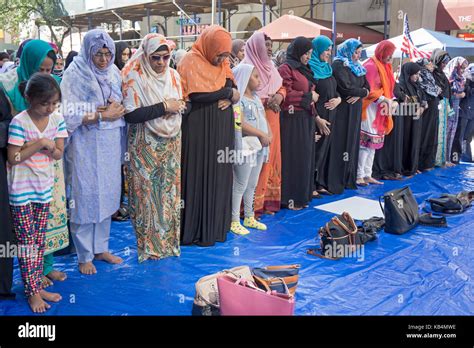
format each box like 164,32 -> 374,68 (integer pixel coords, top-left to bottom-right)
0,0 -> 71,52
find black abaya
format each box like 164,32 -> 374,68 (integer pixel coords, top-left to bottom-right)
0,89 -> 15,299
329,61 -> 370,194
418,95 -> 440,170
180,88 -> 234,246
280,111 -> 315,207
373,83 -> 408,179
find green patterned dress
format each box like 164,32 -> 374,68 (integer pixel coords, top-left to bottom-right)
127,123 -> 181,263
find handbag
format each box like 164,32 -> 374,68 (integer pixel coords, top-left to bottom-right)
252,264 -> 300,295
241,136 -> 262,157
192,265 -> 253,316
217,274 -> 295,316
426,191 -> 474,214
307,212 -> 363,260
380,186 -> 419,235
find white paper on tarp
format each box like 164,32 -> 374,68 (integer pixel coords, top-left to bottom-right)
314,196 -> 384,220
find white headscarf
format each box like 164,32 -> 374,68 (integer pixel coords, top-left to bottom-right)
232,63 -> 254,102
122,33 -> 182,137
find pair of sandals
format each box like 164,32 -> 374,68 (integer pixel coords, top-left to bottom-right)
112,206 -> 129,221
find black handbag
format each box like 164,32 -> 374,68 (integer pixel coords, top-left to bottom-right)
380,186 -> 419,235
426,191 -> 474,214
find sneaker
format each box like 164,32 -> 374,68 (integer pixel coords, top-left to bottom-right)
243,217 -> 267,231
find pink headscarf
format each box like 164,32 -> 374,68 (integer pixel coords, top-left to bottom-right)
241,32 -> 282,98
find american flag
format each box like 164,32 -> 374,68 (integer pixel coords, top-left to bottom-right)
401,14 -> 431,59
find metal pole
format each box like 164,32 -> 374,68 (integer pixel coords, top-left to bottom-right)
70,24 -> 73,51
119,15 -> 123,41
164,17 -> 168,36
211,0 -> 216,25
332,0 -> 336,58
88,16 -> 92,30
228,10 -> 231,31
218,0 -> 222,26
263,0 -> 266,26
180,12 -> 183,49
384,0 -> 388,39
311,0 -> 314,19
147,8 -> 151,33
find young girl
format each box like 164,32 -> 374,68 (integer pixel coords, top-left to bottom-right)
7,72 -> 67,313
230,63 -> 271,235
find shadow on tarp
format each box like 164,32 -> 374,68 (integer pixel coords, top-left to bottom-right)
1,164 -> 473,315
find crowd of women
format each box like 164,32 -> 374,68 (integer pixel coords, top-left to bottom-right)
0,25 -> 473,313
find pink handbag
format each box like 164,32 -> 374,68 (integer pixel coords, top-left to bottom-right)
217,274 -> 295,316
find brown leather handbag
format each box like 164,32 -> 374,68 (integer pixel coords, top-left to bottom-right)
308,212 -> 362,260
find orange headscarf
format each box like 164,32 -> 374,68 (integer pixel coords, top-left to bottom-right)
177,25 -> 234,99
361,40 -> 396,135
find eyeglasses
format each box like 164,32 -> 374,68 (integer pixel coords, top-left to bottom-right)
94,52 -> 112,59
151,54 -> 171,62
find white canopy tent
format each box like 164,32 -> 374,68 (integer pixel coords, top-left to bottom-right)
363,28 -> 474,59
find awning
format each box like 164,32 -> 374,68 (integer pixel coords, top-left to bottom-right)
60,0 -> 276,28
259,15 -> 384,44
436,0 -> 474,31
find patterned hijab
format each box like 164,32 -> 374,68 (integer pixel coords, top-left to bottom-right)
240,32 -> 282,98
444,56 -> 468,93
416,58 -> 440,97
334,38 -> 366,77
308,35 -> 333,80
122,33 -> 182,138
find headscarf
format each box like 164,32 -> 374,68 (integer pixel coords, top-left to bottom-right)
122,33 -> 182,138
177,25 -> 234,99
430,48 -> 451,98
416,58 -> 440,97
0,61 -> 14,74
240,32 -> 282,98
16,39 -> 33,61
398,62 -> 423,100
361,40 -> 396,135
334,38 -> 366,77
232,63 -> 254,101
173,49 -> 187,68
444,56 -> 468,93
232,39 -> 245,57
0,39 -> 57,112
272,50 -> 286,68
61,29 -> 123,133
65,50 -> 78,70
53,53 -> 64,78
308,35 -> 333,80
114,41 -> 131,70
464,63 -> 474,81
285,36 -> 316,85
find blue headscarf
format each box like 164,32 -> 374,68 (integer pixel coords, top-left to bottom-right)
334,38 -> 366,77
308,36 -> 333,80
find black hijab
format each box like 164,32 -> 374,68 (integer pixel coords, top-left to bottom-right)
114,41 -> 131,70
430,48 -> 451,98
285,36 -> 317,85
64,51 -> 78,71
398,62 -> 423,101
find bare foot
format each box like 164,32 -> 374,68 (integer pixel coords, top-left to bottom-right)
46,270 -> 67,282
446,162 -> 455,168
149,255 -> 160,260
41,275 -> 53,288
28,293 -> 50,313
356,179 -> 368,186
40,289 -> 62,302
95,252 -> 123,264
79,262 -> 97,275
365,177 -> 384,185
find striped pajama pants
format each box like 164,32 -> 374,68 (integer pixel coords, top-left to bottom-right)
10,203 -> 50,297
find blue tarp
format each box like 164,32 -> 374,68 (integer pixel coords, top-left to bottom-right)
1,164 -> 473,315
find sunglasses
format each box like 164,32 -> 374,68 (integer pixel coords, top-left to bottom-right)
151,54 -> 171,62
